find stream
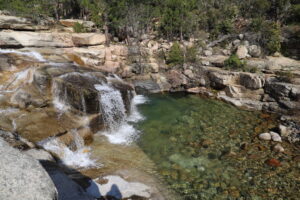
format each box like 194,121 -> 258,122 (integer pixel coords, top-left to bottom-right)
0,49 -> 299,200
136,93 -> 300,200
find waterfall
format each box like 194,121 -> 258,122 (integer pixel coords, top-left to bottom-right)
40,129 -> 96,168
52,81 -> 70,113
80,92 -> 87,114
0,49 -> 46,62
95,83 -> 147,145
95,84 -> 126,131
71,129 -> 84,151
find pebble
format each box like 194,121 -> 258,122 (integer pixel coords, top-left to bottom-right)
273,144 -> 284,153
270,131 -> 282,142
258,133 -> 271,141
266,158 -> 281,167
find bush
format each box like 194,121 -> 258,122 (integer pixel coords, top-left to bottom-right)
167,42 -> 184,66
218,19 -> 234,34
224,54 -> 245,70
73,22 -> 86,33
262,22 -> 281,54
250,17 -> 264,31
185,46 -> 198,63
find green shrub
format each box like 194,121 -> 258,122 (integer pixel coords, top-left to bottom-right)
224,54 -> 245,70
167,42 -> 184,66
73,22 -> 86,33
186,46 -> 198,63
250,17 -> 264,32
218,19 -> 234,34
262,22 -> 281,54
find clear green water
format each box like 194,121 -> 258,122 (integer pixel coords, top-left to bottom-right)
137,93 -> 300,200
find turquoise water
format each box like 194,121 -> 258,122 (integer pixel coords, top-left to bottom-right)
137,93 -> 299,200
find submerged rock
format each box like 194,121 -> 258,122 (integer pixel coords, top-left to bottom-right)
270,131 -> 282,142
273,144 -> 284,153
259,133 -> 272,141
265,158 -> 281,167
0,138 -> 58,200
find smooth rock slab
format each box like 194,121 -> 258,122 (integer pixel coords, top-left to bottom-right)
0,138 -> 58,200
87,175 -> 151,199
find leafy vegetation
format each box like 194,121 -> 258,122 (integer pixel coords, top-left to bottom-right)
185,46 -> 198,64
224,54 -> 246,70
73,22 -> 86,33
0,0 -> 298,54
167,42 -> 184,66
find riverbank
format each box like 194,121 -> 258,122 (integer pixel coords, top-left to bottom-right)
0,12 -> 299,200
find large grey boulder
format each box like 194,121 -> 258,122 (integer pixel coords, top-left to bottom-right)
239,73 -> 265,90
236,45 -> 248,59
265,81 -> 293,98
248,45 -> 261,57
0,138 -> 58,200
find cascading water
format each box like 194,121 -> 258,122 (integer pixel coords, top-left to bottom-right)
51,81 -> 70,113
0,48 -> 148,169
95,83 -> 147,145
40,129 -> 96,168
95,84 -> 126,130
0,49 -> 46,62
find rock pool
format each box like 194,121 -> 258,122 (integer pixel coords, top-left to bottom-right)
137,93 -> 300,200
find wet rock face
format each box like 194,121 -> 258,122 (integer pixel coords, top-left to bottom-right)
53,73 -> 103,114
0,50 -> 134,143
0,138 -> 58,200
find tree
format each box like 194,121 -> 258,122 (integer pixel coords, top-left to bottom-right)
167,42 -> 184,66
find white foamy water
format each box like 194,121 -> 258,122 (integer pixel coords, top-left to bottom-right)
0,107 -> 19,114
0,49 -> 46,62
128,95 -> 148,122
95,83 -> 147,145
95,84 -> 127,130
52,81 -> 70,113
40,130 -> 96,168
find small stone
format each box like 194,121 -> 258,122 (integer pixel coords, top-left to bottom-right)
204,50 -> 213,56
266,158 -> 281,167
270,131 -> 282,142
243,40 -> 250,46
201,60 -> 210,66
233,39 -> 241,47
273,144 -> 284,153
258,133 -> 271,141
279,124 -> 291,138
239,34 -> 244,40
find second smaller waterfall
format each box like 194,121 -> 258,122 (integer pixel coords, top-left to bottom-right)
40,129 -> 96,168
